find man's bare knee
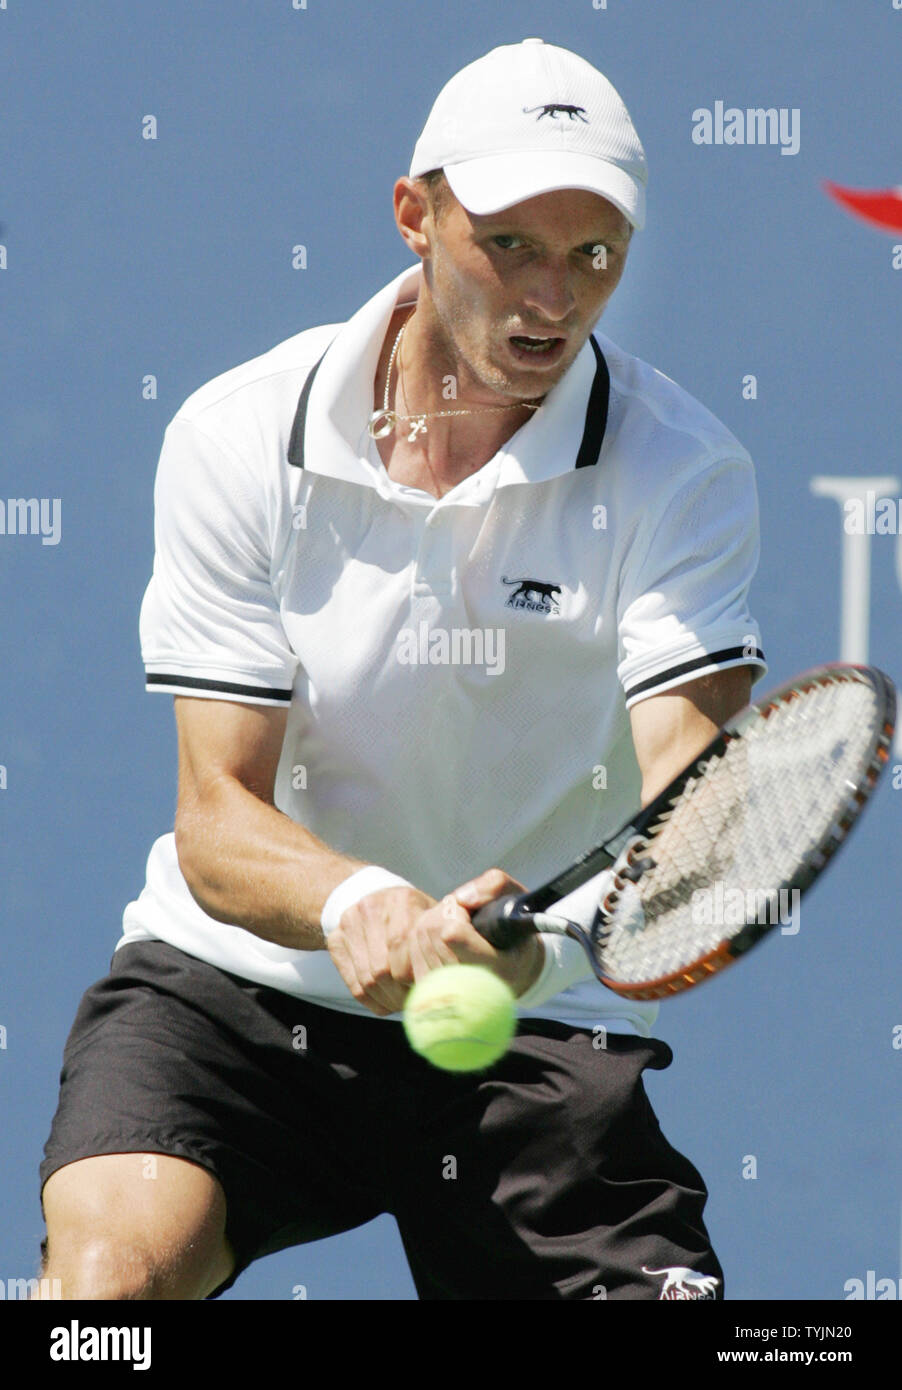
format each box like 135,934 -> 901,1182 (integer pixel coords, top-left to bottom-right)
40,1153 -> 235,1300
43,1237 -> 163,1301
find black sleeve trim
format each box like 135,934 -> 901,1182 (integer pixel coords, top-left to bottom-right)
624,646 -> 766,701
145,673 -> 293,702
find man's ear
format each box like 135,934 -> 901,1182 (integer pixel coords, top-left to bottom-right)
394,177 -> 434,262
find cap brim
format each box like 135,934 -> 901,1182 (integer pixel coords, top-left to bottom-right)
443,151 -> 645,230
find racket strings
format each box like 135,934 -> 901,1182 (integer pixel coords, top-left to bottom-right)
595,675 -> 882,985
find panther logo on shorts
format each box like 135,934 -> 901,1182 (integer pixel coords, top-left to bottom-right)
642,1265 -> 720,1300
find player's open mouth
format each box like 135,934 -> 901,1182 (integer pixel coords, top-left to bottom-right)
508,334 -> 566,366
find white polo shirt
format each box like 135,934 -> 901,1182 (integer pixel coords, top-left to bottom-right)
120,263 -> 767,1035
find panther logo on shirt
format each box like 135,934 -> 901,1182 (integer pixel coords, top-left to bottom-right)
642,1265 -> 720,1300
522,103 -> 589,123
502,576 -> 562,615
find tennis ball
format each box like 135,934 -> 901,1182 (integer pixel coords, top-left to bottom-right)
402,964 -> 516,1073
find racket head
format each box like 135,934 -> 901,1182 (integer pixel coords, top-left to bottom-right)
588,663 -> 895,1000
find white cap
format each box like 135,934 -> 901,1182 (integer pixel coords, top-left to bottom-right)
409,38 -> 647,230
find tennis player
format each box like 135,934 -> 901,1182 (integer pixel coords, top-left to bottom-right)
38,39 -> 766,1301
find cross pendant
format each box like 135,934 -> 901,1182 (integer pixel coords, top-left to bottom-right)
407,416 -> 427,442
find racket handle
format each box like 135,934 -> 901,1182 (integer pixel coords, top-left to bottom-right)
471,895 -> 536,951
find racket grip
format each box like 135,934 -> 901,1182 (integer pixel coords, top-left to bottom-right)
471,895 -> 535,951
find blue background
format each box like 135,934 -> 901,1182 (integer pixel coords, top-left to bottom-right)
1,0 -> 900,1300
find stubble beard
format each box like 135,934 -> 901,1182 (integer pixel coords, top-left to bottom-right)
424,254 -> 579,407
430,292 -> 579,406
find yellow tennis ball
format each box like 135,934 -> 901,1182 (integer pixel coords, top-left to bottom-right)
402,964 -> 516,1073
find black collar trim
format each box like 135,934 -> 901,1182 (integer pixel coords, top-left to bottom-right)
575,335 -> 610,469
287,345 -> 331,470
286,334 -> 609,472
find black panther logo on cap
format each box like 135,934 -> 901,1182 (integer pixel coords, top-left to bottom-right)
522,104 -> 589,123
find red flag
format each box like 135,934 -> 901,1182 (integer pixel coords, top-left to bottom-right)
823,181 -> 902,233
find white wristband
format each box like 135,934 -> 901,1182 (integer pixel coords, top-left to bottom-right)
514,934 -> 594,1009
320,866 -> 414,938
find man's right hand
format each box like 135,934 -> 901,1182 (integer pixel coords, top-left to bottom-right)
324,886 -> 436,1016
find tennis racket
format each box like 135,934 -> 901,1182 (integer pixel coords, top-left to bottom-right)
472,663 -> 896,1001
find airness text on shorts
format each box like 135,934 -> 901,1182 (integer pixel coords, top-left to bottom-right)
50,1321 -> 151,1371
396,622 -> 505,676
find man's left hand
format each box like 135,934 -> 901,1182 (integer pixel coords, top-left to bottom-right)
407,868 -> 545,998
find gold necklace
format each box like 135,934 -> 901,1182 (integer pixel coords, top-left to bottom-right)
367,314 -> 541,443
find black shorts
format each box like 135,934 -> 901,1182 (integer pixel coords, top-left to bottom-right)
40,940 -> 724,1300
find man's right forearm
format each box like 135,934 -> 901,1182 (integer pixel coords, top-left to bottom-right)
174,772 -> 371,949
